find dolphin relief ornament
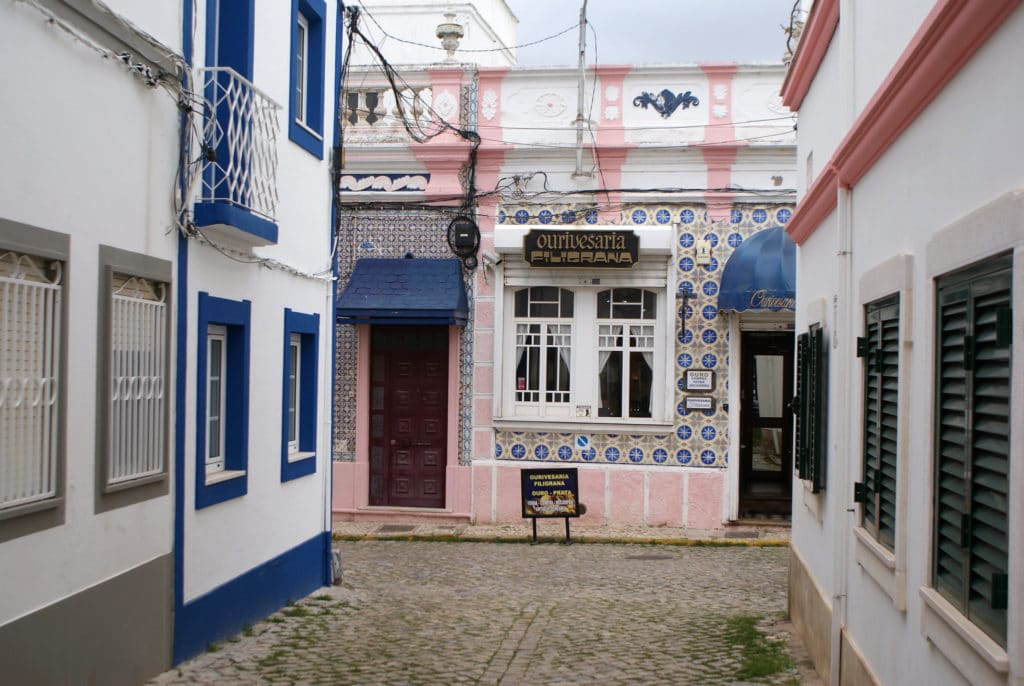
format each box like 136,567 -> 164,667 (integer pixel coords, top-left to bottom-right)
633,89 -> 700,118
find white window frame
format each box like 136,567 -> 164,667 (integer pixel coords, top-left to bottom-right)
287,332 -> 301,453
497,286 -> 672,431
492,225 -> 675,433
294,13 -> 309,126
205,325 -> 227,475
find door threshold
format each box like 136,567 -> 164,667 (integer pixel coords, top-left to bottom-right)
333,507 -> 471,525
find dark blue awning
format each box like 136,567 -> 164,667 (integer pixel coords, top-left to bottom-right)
717,227 -> 796,312
336,258 -> 469,326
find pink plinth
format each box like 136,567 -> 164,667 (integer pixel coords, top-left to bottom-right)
472,463 -> 493,523
445,464 -> 472,516
578,468 -> 606,527
647,471 -> 685,528
686,470 -> 725,529
608,470 -> 645,526
495,465 -> 523,522
332,461 -> 368,514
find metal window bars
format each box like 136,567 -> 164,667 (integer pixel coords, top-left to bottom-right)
0,251 -> 62,510
108,275 -> 166,486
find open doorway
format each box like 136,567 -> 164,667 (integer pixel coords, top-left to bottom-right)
738,331 -> 794,517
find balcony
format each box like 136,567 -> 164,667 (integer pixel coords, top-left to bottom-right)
194,67 -> 281,247
342,85 -> 440,143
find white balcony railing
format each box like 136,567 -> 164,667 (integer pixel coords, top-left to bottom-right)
197,67 -> 281,222
343,86 -> 435,133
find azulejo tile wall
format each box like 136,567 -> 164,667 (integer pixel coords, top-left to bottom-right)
491,202 -> 794,469
333,209 -> 475,465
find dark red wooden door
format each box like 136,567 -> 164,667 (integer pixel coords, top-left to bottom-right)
369,327 -> 448,508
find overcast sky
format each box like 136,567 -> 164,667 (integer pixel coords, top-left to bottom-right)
505,0 -> 798,66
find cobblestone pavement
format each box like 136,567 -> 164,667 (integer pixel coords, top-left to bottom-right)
152,538 -> 818,685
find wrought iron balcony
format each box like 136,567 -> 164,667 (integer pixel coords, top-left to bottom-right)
194,67 -> 281,246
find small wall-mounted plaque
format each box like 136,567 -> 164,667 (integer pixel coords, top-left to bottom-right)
684,370 -> 716,391
684,395 -> 716,412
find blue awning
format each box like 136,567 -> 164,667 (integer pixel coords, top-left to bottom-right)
336,258 -> 469,326
717,227 -> 796,312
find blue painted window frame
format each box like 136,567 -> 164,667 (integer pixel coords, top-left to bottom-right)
196,293 -> 251,508
281,309 -> 319,481
289,0 -> 326,158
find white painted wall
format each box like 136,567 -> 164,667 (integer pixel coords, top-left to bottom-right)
790,6 -> 1024,685
181,0 -> 337,601
100,0 -> 183,55
0,2 -> 178,622
347,0 -> 517,67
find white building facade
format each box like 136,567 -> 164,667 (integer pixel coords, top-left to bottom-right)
0,0 -> 339,680
333,4 -> 798,530
782,1 -> 1024,684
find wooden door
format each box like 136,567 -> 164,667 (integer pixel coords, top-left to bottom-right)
739,331 -> 794,516
369,327 -> 448,508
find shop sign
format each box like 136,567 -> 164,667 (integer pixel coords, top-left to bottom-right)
684,395 -> 716,411
523,230 -> 639,268
684,370 -> 715,391
749,289 -> 796,310
521,468 -> 580,518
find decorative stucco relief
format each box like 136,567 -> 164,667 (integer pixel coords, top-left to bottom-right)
433,89 -> 457,120
340,174 -> 430,192
534,92 -> 567,118
481,90 -> 498,121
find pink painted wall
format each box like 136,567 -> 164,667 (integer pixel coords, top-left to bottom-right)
475,464 -> 726,529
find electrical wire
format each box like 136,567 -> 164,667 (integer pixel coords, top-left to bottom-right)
354,0 -> 580,55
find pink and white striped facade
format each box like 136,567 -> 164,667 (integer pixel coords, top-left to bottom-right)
334,59 -> 795,530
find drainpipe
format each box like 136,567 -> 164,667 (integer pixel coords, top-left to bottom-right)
830,1 -> 856,683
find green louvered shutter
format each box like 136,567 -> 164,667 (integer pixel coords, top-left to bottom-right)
794,326 -> 826,492
806,324 -> 826,493
861,297 -> 899,549
933,255 -> 1011,648
794,332 -> 809,480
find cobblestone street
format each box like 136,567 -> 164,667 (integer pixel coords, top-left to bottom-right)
153,537 -> 816,685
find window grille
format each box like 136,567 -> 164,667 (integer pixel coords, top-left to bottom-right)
107,274 -> 166,485
0,251 -> 62,510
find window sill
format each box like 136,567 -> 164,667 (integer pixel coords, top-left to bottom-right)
919,587 -> 1009,682
294,119 -> 322,141
287,450 -> 316,464
102,471 -> 166,495
205,469 -> 246,486
493,417 -> 675,435
0,495 -> 60,523
853,526 -> 904,610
